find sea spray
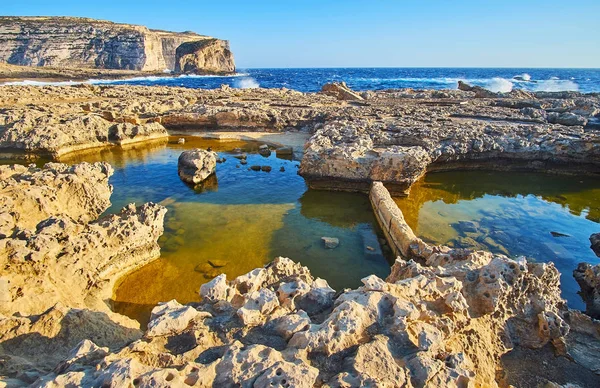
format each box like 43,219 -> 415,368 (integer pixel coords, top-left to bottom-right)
234,77 -> 260,89
484,78 -> 513,93
534,78 -> 579,92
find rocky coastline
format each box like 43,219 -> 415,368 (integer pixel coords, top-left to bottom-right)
1,80 -> 600,386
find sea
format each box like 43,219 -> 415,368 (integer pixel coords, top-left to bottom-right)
5,68 -> 600,93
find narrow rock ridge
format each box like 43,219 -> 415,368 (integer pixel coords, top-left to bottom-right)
0,16 -> 235,73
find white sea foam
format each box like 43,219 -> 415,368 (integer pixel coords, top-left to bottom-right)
534,79 -> 579,92
483,78 -> 513,93
513,73 -> 531,81
234,77 -> 260,89
1,72 -> 249,87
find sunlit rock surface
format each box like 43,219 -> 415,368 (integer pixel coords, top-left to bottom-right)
0,16 -> 234,73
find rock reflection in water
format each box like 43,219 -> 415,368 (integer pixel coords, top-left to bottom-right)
394,170 -> 600,310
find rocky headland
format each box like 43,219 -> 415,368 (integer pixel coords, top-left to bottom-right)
1,81 -> 600,386
0,17 -> 235,77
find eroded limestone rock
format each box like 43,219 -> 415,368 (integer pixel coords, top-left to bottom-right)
573,263 -> 600,319
177,148 -> 218,184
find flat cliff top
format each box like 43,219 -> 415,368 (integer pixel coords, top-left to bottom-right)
0,15 -> 210,38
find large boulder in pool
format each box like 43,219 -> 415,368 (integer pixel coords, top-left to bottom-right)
574,262 -> 600,319
178,149 -> 218,184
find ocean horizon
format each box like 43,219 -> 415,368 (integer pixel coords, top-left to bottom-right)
6,67 -> 600,94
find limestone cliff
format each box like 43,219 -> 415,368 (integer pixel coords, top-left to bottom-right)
0,16 -> 235,73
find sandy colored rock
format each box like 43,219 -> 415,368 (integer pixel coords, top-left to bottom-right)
175,39 -> 235,74
0,16 -> 234,73
177,148 -> 218,184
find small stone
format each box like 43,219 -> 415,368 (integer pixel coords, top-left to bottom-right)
321,237 -> 339,249
261,166 -> 272,172
250,165 -> 261,171
194,263 -> 213,273
208,259 -> 228,268
276,147 -> 293,156
280,166 -> 285,172
177,138 -> 186,144
240,160 -> 248,165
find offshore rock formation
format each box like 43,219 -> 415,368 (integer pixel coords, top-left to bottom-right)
178,149 -> 218,184
0,17 -> 235,73
175,39 -> 235,74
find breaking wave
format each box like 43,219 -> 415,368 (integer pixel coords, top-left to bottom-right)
534,78 -> 579,92
482,78 -> 513,93
234,77 -> 260,89
1,73 -> 250,87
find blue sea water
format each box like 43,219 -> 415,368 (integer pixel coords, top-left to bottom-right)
90,67 -> 600,93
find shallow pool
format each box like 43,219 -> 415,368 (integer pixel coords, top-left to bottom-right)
393,171 -> 600,310
64,137 -> 392,324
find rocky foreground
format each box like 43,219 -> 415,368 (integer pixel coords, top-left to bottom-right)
1,82 -> 600,386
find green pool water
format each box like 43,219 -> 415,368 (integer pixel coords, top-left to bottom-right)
62,137 -> 392,324
393,171 -> 600,310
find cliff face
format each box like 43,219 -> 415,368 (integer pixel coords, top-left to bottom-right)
0,16 -> 235,73
175,38 -> 235,74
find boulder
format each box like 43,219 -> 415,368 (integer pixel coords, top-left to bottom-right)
177,149 -> 218,184
321,82 -> 364,101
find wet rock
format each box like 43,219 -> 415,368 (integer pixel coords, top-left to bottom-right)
276,147 -> 293,156
279,166 -> 285,172
261,165 -> 272,172
457,220 -> 480,233
177,148 -> 218,184
321,236 -> 339,249
233,153 -> 247,160
550,231 -> 571,238
240,159 -> 248,165
590,233 -> 600,257
250,165 -> 261,171
573,263 -> 600,319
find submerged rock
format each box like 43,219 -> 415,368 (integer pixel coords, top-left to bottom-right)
321,236 -> 340,249
177,148 -> 218,184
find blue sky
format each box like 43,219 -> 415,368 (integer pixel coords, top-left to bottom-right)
3,0 -> 599,68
